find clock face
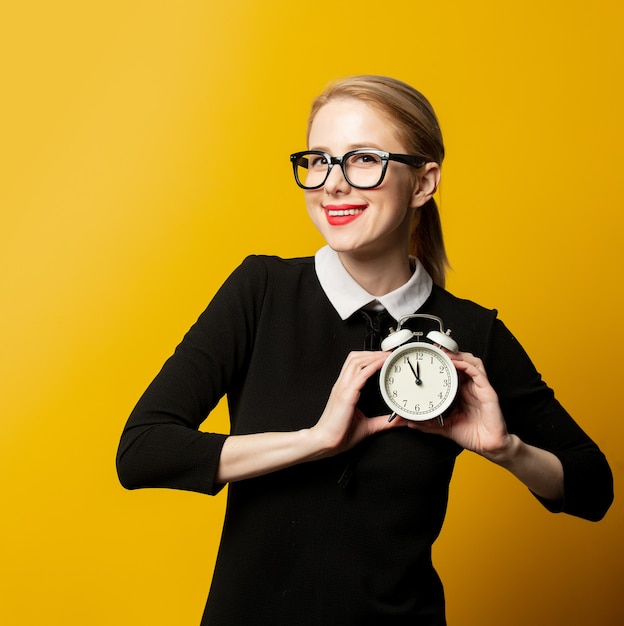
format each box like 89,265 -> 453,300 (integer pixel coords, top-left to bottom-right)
379,342 -> 458,421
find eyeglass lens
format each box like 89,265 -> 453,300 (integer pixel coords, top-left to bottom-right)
295,152 -> 385,189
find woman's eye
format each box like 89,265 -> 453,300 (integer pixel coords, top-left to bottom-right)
353,153 -> 381,166
310,156 -> 328,169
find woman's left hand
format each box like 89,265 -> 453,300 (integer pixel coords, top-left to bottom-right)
405,351 -> 513,460
405,351 -> 565,502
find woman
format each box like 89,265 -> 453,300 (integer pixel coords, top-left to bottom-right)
117,75 -> 613,625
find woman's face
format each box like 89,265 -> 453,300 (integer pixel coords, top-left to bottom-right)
305,98 -> 434,261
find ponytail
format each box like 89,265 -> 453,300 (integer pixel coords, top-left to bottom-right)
409,198 -> 449,288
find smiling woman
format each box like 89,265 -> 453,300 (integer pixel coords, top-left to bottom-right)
305,75 -> 448,288
301,95 -> 440,294
116,75 -> 613,625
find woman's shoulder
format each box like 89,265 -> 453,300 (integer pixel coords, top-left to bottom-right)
237,254 -> 314,275
423,285 -> 501,354
220,254 -> 318,300
427,284 -> 498,320
237,254 -> 315,274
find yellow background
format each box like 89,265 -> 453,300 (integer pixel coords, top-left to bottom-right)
1,1 -> 622,624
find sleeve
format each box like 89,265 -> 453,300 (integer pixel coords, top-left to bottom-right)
483,319 -> 613,521
116,256 -> 268,495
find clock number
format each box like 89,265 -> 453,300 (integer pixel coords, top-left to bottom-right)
394,365 -> 402,374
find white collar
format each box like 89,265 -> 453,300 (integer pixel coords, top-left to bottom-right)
314,245 -> 433,322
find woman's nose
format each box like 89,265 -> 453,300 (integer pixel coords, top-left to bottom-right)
323,163 -> 351,194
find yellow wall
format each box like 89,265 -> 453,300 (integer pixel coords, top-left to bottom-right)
1,1 -> 622,624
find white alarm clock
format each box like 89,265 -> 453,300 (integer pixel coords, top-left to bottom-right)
379,314 -> 459,426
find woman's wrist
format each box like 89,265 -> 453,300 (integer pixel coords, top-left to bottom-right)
305,424 -> 344,461
481,433 -> 564,502
481,433 -> 522,467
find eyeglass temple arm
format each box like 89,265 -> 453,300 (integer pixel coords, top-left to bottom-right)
390,154 -> 427,167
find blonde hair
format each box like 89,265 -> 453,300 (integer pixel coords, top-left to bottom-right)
308,75 -> 450,287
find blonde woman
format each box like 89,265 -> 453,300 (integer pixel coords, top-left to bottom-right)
117,76 -> 612,625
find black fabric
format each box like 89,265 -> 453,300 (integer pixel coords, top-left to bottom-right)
117,255 -> 613,625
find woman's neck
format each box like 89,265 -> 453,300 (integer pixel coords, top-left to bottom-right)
337,249 -> 413,297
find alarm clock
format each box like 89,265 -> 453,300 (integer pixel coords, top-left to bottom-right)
379,314 -> 459,426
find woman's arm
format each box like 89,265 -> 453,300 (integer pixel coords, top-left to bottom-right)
407,349 -> 613,519
117,258 -> 405,494
407,353 -> 564,502
215,350 -> 403,484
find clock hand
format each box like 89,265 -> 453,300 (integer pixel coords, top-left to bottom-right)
406,357 -> 422,385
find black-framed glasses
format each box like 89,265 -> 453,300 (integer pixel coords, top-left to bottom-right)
289,149 -> 427,190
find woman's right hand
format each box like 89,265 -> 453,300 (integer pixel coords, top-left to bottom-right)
310,351 -> 404,457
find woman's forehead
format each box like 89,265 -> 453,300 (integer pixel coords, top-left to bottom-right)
308,98 -> 406,152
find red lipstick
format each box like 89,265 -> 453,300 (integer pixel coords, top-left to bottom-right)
323,204 -> 368,226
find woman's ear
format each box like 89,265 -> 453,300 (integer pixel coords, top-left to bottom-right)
411,162 -> 441,208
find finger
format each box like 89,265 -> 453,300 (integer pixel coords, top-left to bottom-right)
342,351 -> 389,380
452,360 -> 500,407
448,351 -> 482,366
452,360 -> 490,387
363,414 -> 411,437
450,353 -> 488,379
404,416 -> 450,436
332,352 -> 389,398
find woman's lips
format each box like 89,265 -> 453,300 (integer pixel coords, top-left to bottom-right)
323,204 -> 367,226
